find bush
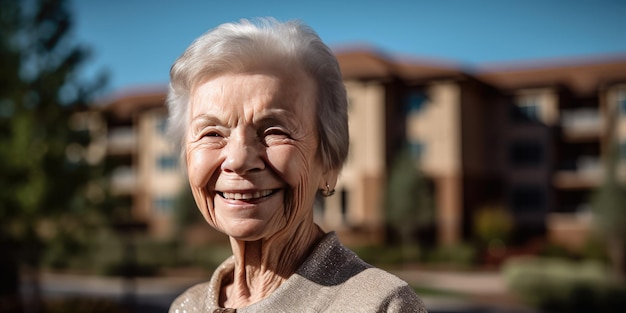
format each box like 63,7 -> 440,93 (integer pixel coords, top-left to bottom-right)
539,237 -> 610,263
100,260 -> 160,277
179,244 -> 233,271
539,242 -> 578,259
474,205 -> 513,245
424,243 -> 478,269
352,244 -> 421,266
502,256 -> 626,312
134,238 -> 180,268
97,237 -> 232,276
37,226 -> 234,276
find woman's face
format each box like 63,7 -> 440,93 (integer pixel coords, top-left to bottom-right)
185,67 -> 326,241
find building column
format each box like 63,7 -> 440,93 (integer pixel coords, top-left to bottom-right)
437,175 -> 462,245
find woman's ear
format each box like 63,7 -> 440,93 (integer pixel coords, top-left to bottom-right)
318,169 -> 339,194
326,170 -> 338,191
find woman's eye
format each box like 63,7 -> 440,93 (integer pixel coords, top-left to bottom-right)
264,128 -> 288,138
262,128 -> 290,145
203,131 -> 222,138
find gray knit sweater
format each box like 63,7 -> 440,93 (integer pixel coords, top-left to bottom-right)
169,232 -> 427,313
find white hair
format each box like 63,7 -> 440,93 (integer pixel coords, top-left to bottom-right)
167,17 -> 349,172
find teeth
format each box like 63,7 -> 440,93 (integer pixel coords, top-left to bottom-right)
222,189 -> 274,200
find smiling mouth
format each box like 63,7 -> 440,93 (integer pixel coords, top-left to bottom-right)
217,189 -> 280,200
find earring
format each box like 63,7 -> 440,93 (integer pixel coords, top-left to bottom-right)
321,183 -> 335,197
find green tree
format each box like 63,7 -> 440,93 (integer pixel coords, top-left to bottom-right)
590,97 -> 626,282
0,0 -> 107,311
590,143 -> 626,282
385,145 -> 435,250
174,183 -> 201,236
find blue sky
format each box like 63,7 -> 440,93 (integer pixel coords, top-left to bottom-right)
71,0 -> 626,93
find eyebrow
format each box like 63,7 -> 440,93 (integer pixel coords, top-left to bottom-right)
189,114 -> 224,134
252,109 -> 299,129
189,108 -> 303,137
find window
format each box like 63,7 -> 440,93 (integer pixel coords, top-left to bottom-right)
156,116 -> 168,135
510,185 -> 546,212
313,192 -> 326,221
409,141 -> 426,160
509,141 -> 543,167
153,196 -> 175,214
620,141 -> 626,162
405,91 -> 427,114
613,87 -> 626,116
619,98 -> 626,116
340,189 -> 349,224
510,104 -> 539,122
511,94 -> 540,122
157,154 -> 178,170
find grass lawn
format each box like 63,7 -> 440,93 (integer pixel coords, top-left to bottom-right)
411,285 -> 468,299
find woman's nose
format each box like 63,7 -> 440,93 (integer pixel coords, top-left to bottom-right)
221,135 -> 265,174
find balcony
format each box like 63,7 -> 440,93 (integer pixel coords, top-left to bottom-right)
111,166 -> 137,195
107,127 -> 136,155
553,156 -> 602,189
547,211 -> 593,250
560,109 -> 603,141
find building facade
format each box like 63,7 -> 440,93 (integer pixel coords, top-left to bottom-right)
96,51 -> 626,247
96,88 -> 183,238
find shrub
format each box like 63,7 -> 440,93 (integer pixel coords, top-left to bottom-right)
502,256 -> 626,312
100,260 -> 160,277
424,243 -> 478,269
539,237 -> 610,263
352,244 -> 421,266
474,205 -> 513,245
180,244 -> 232,271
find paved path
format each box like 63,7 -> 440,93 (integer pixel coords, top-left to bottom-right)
391,269 -> 537,313
391,269 -> 507,296
32,270 -> 538,312
31,272 -> 205,312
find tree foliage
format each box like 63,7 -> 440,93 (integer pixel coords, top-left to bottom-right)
591,142 -> 626,239
174,183 -> 202,235
590,142 -> 626,281
385,145 -> 435,245
0,1 -> 108,309
0,0 -> 107,255
589,92 -> 626,281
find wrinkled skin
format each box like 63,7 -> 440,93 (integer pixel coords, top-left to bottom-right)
186,65 -> 337,308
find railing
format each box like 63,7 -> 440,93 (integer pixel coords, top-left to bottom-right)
111,167 -> 137,194
107,127 -> 136,154
553,156 -> 602,189
560,109 -> 603,138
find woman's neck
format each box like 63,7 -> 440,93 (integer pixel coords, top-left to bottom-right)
220,221 -> 325,308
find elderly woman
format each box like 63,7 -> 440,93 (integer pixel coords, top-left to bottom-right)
167,18 -> 427,312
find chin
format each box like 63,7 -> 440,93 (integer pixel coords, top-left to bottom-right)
222,222 -> 277,242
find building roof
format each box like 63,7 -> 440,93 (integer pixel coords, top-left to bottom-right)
334,48 -> 464,81
96,85 -> 168,120
475,54 -> 626,95
95,51 -> 626,113
336,49 -> 626,94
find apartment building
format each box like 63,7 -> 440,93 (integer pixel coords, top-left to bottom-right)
96,87 -> 183,238
479,60 -> 626,248
96,50 -> 626,247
